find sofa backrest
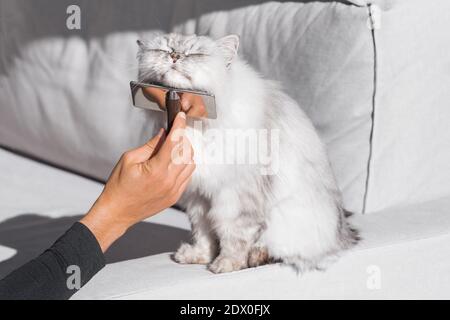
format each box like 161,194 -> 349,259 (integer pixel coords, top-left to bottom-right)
361,0 -> 450,212
1,0 -> 448,213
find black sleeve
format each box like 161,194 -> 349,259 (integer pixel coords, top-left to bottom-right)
0,222 -> 105,300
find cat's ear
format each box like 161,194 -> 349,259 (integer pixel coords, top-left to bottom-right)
216,35 -> 240,67
136,39 -> 148,50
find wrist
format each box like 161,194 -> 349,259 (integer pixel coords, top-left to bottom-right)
80,194 -> 131,252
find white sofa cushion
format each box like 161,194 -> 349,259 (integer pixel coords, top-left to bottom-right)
0,0 -> 376,213
73,197 -> 450,299
363,0 -> 450,212
1,148 -> 449,299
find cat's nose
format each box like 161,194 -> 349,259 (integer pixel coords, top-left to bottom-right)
170,52 -> 181,63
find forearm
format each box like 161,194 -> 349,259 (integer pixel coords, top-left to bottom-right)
0,113 -> 193,300
0,222 -> 105,300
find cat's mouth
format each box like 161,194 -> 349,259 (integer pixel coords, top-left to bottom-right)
164,66 -> 192,83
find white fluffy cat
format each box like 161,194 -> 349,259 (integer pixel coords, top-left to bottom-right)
137,33 -> 358,273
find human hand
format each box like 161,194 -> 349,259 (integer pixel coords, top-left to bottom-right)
142,87 -> 207,118
179,92 -> 208,118
142,86 -> 167,111
80,112 -> 195,252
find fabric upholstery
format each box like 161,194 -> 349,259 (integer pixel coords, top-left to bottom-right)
0,0 -> 376,213
1,148 -> 449,299
364,0 -> 450,212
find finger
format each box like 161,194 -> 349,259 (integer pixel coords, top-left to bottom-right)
174,174 -> 193,200
129,128 -> 165,163
180,93 -> 192,112
143,87 -> 166,109
158,112 -> 188,159
186,103 -> 207,118
174,162 -> 196,189
170,111 -> 187,132
181,94 -> 208,118
166,138 -> 194,175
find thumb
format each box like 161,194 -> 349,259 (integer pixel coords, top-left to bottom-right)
158,112 -> 187,158
130,128 -> 166,163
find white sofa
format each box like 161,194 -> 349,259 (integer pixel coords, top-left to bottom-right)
1,0 -> 449,299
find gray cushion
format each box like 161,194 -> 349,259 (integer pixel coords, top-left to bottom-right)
0,0 -> 375,212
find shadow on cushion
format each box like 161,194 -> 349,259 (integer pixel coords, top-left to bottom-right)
0,214 -> 190,279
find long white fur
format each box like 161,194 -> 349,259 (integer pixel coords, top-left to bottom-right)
137,33 -> 358,273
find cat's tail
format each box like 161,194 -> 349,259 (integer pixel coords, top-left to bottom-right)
344,209 -> 354,218
282,255 -> 338,274
281,216 -> 360,274
340,212 -> 361,247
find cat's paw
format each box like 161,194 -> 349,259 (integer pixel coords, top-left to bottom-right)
174,243 -> 213,265
248,246 -> 270,268
208,255 -> 247,273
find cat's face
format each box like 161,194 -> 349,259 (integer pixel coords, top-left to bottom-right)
137,33 -> 239,93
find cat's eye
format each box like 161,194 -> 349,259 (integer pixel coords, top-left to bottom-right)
150,49 -> 172,54
186,53 -> 207,57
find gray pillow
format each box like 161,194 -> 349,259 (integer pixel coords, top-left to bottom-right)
0,0 -> 375,213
